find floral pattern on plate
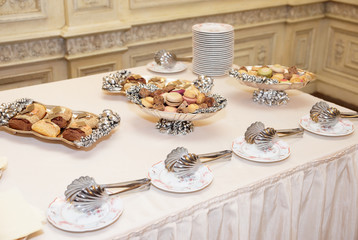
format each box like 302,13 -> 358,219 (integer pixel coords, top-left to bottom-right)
148,161 -> 213,193
299,114 -> 354,136
146,61 -> 187,74
47,196 -> 123,232
232,136 -> 290,163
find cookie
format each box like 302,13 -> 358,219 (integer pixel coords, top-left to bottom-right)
165,92 -> 183,107
47,106 -> 72,128
63,122 -> 92,141
31,119 -> 61,137
8,103 -> 47,131
73,113 -> 99,128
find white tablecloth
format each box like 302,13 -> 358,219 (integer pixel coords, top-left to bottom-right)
0,65 -> 357,240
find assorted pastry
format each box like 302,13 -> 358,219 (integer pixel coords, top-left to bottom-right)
7,102 -> 100,142
135,84 -> 220,114
233,64 -> 315,84
102,70 -> 197,93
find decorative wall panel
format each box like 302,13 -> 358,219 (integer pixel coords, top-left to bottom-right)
0,0 -> 46,22
129,0 -> 205,9
73,0 -> 112,11
325,27 -> 358,79
0,69 -> 52,90
78,63 -> 116,76
234,32 -> 276,66
291,28 -> 314,70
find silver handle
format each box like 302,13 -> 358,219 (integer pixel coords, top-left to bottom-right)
102,178 -> 151,197
276,127 -> 304,137
176,56 -> 192,62
341,112 -> 358,118
198,150 -> 232,163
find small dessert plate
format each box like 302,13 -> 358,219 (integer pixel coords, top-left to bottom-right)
232,136 -> 290,163
299,114 -> 354,136
47,196 -> 123,232
148,161 -> 213,193
146,61 -> 187,74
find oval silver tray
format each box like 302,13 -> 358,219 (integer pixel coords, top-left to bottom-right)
0,99 -> 120,148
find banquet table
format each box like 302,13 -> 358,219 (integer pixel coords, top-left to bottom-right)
0,64 -> 357,240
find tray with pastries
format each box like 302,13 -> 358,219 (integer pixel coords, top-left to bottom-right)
102,70 -> 213,95
0,98 -> 120,148
126,80 -> 227,135
229,64 -> 316,91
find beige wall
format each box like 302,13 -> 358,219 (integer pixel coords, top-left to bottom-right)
0,0 -> 357,107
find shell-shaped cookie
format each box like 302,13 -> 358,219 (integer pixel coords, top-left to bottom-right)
310,101 -> 329,122
245,121 -> 265,144
254,127 -> 277,151
317,107 -> 340,128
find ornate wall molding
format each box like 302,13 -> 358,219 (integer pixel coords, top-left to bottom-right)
326,2 -> 358,22
1,1 -> 358,66
287,3 -> 325,21
0,38 -> 64,65
0,0 -> 46,22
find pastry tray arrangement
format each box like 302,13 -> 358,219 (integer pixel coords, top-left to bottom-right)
229,64 -> 316,105
102,69 -> 214,95
0,98 -> 120,148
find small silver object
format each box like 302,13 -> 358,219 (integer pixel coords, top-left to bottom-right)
310,101 -> 358,128
245,121 -> 304,151
164,147 -> 232,177
102,70 -> 131,92
65,176 -> 151,212
154,50 -> 192,69
193,75 -> 214,94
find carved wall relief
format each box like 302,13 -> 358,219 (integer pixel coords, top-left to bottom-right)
0,0 -> 46,22
335,39 -> 345,64
0,38 -> 64,65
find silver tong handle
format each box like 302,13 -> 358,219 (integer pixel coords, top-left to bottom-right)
340,112 -> 358,118
175,56 -> 192,62
198,150 -> 232,163
103,178 -> 151,197
276,127 -> 304,137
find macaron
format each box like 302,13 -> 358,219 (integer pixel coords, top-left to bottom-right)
165,92 -> 183,107
183,95 -> 197,104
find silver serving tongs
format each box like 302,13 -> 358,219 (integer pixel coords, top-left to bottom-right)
165,147 -> 232,177
310,101 -> 358,127
245,122 -> 304,151
65,176 -> 151,212
154,49 -> 192,69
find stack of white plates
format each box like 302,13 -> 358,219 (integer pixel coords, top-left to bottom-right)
192,23 -> 234,77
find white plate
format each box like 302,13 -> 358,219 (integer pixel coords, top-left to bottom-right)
148,161 -> 213,193
232,136 -> 290,162
146,61 -> 187,74
47,196 -> 123,232
299,114 -> 354,136
192,23 -> 234,33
